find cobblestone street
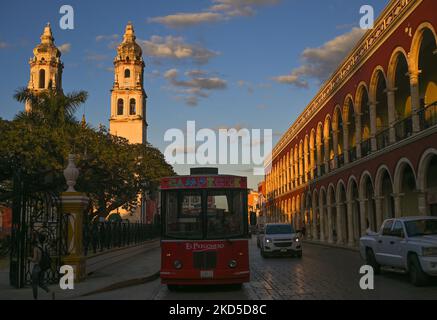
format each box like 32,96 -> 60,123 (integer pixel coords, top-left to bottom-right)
84,239 -> 437,300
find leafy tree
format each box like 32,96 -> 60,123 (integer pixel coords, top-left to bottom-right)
0,88 -> 175,219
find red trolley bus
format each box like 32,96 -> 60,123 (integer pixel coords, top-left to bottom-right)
160,168 -> 250,288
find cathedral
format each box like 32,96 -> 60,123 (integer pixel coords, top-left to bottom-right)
26,22 -> 148,144
26,23 -> 150,221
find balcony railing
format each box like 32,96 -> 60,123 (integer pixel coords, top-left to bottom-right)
394,116 -> 413,142
361,139 -> 372,157
419,101 -> 437,130
376,128 -> 391,150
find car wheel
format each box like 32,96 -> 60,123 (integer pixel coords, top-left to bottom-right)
409,255 -> 429,287
366,248 -> 381,275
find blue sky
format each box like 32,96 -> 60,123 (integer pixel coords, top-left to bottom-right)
0,0 -> 389,188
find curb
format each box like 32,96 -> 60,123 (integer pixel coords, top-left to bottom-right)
303,240 -> 360,253
80,271 -> 161,297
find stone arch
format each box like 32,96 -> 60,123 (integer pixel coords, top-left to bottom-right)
319,187 -> 328,242
388,47 -> 412,122
333,105 -> 345,167
312,188 -> 319,240
343,95 -> 357,160
327,183 -> 336,243
129,98 -> 136,115
117,98 -> 124,115
336,180 -> 348,244
375,165 -> 395,222
39,69 -> 46,89
359,171 -> 377,232
410,22 -> 437,74
316,122 -> 324,172
356,83 -> 371,156
394,158 -> 419,218
370,67 -> 390,136
418,148 -> 437,216
347,176 -> 361,242
309,129 -> 316,179
324,115 -> 334,169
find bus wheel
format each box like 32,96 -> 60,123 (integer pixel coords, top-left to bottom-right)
167,285 -> 179,292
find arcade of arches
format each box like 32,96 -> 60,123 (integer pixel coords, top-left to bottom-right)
265,23 -> 437,246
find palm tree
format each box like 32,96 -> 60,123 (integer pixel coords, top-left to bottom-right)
14,88 -> 88,128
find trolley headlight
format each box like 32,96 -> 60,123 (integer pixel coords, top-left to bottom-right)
229,260 -> 238,269
174,260 -> 183,270
294,237 -> 300,243
265,238 -> 272,244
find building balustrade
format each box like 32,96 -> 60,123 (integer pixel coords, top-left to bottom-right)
361,139 -> 372,158
394,116 -> 413,142
376,128 -> 391,150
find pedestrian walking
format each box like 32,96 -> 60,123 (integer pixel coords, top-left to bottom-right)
28,233 -> 50,300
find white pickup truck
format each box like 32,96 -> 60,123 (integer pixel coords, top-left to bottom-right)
360,216 -> 437,286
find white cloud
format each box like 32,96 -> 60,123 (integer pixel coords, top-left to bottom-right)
148,12 -> 223,28
149,0 -> 281,28
58,43 -> 71,54
140,36 -> 219,65
273,27 -> 366,88
96,34 -> 119,42
164,68 -> 227,106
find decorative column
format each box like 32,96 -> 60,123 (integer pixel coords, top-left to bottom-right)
418,192 -> 428,216
386,88 -> 397,144
346,201 -> 355,247
374,196 -> 384,232
359,198 -> 368,237
336,202 -> 344,245
409,69 -> 421,133
333,129 -> 339,169
393,193 -> 403,219
344,123 -> 350,164
319,204 -> 325,242
61,154 -> 89,282
355,115 -> 362,159
369,101 -> 378,152
327,204 -> 334,244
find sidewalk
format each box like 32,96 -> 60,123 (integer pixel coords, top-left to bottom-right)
0,240 -> 161,300
303,239 -> 360,253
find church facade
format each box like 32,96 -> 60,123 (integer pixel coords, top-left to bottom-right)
25,23 -> 151,222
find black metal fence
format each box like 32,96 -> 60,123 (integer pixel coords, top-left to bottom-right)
83,222 -> 160,256
0,236 -> 11,258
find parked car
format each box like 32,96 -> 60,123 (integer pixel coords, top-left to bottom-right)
260,223 -> 302,258
360,216 -> 437,286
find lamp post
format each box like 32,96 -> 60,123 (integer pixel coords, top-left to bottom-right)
141,181 -> 150,224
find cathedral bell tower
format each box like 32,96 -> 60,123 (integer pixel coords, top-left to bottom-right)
26,23 -> 64,112
109,22 -> 148,145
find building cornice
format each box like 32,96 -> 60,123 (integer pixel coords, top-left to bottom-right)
270,0 -> 422,163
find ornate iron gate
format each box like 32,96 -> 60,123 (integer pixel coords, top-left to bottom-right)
9,190 -> 68,289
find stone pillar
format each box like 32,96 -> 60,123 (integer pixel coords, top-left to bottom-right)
327,205 -> 334,244
355,115 -> 362,159
336,203 -> 343,245
344,123 -> 350,164
359,199 -> 367,237
386,88 -> 397,144
374,196 -> 384,232
409,70 -> 421,133
393,193 -> 403,219
346,201 -> 355,247
319,204 -> 325,242
418,192 -> 427,216
312,207 -> 318,241
61,155 -> 88,282
369,101 -> 378,152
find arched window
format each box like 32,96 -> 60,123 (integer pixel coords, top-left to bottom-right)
130,99 -> 136,115
125,69 -> 131,78
39,69 -> 46,89
117,99 -> 124,115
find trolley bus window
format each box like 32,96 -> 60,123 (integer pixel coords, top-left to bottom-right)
165,191 -> 203,239
207,191 -> 245,239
